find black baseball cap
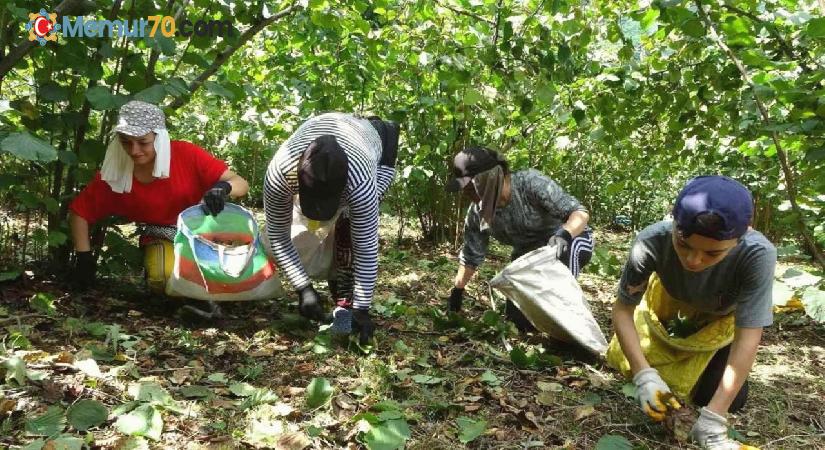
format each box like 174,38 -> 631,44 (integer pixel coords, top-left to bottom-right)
673,175 -> 753,240
445,147 -> 504,192
298,135 -> 348,221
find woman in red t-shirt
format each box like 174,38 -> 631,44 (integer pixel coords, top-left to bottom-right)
69,101 -> 249,291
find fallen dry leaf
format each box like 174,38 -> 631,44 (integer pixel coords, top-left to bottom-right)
55,351 -> 74,364
664,402 -> 697,443
537,381 -> 563,392
169,369 -> 190,385
0,398 -> 17,415
536,391 -> 555,406
573,405 -> 596,421
464,404 -> 481,412
295,363 -> 315,375
40,379 -> 64,403
276,431 -> 310,450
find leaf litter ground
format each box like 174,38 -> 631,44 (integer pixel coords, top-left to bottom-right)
1,228 -> 824,449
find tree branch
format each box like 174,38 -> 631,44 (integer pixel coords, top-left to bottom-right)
435,0 -> 495,25
720,2 -> 814,72
146,0 -> 191,83
0,0 -> 83,81
168,3 -> 298,110
696,0 -> 825,270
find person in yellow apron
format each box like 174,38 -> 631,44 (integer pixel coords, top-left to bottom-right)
606,176 -> 776,450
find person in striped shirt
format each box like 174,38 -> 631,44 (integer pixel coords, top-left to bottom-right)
263,113 -> 399,345
445,147 -> 595,331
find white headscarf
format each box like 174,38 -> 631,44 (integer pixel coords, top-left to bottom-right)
101,128 -> 171,193
101,100 -> 171,193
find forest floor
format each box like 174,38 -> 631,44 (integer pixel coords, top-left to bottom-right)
1,223 -> 824,450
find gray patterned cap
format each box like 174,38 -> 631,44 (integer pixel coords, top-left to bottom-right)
114,100 -> 166,137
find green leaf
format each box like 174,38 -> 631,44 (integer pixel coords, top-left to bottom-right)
805,18 -> 825,38
146,35 -> 176,55
456,416 -> 487,444
1,132 -> 58,162
111,401 -> 141,417
48,230 -> 68,247
594,434 -> 633,450
57,150 -> 78,166
20,439 -> 45,450
45,435 -> 84,450
0,270 -> 21,282
30,292 -> 57,316
180,385 -> 213,399
134,84 -> 167,104
621,383 -> 636,398
536,85 -> 555,104
480,370 -> 500,386
362,418 -> 411,450
204,81 -> 236,100
238,388 -> 279,410
801,288 -> 825,323
165,78 -> 189,97
3,356 -> 28,385
583,392 -> 602,405
510,346 -> 534,368
305,377 -> 333,408
128,382 -> 180,411
115,404 -> 163,440
411,374 -> 444,385
25,406 -> 66,437
463,88 -> 483,105
67,399 -> 108,431
84,322 -> 109,337
85,86 -> 118,110
207,372 -> 229,384
40,83 -> 69,102
229,382 -> 257,397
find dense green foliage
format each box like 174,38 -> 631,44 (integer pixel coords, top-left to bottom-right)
1,0 -> 824,268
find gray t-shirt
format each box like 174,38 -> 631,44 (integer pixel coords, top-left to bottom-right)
460,169 -> 587,267
618,220 -> 776,328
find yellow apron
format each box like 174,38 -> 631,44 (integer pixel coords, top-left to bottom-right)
606,274 -> 736,399
143,240 -> 174,295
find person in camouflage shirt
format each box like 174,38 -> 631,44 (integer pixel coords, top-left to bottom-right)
444,147 -> 594,331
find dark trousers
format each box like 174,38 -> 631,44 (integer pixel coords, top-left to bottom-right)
328,215 -> 354,302
506,230 -> 594,331
691,344 -> 749,413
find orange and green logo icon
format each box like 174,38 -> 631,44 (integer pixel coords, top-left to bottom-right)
26,9 -> 60,45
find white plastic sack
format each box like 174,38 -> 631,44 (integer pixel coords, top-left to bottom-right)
490,245 -> 608,355
287,197 -> 343,279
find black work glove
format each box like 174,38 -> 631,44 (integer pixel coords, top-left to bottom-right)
73,251 -> 97,291
297,284 -> 326,321
202,181 -> 232,216
448,287 -> 464,312
351,309 -> 375,346
548,228 -> 573,261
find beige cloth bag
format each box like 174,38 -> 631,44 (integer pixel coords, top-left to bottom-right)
490,245 -> 608,355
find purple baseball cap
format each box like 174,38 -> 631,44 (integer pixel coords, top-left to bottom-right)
673,176 -> 753,240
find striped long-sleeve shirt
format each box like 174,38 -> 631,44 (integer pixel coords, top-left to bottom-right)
263,113 -> 395,310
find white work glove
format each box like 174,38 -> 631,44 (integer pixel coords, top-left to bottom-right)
633,367 -> 681,421
689,407 -> 757,449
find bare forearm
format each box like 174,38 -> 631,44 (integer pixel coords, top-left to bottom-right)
612,300 -> 650,374
563,210 -> 589,237
220,170 -> 249,198
454,265 -> 476,289
69,213 -> 92,252
707,327 -> 762,415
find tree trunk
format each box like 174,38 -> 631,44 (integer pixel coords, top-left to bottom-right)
696,1 -> 825,270
0,0 -> 83,82
168,3 -> 298,110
